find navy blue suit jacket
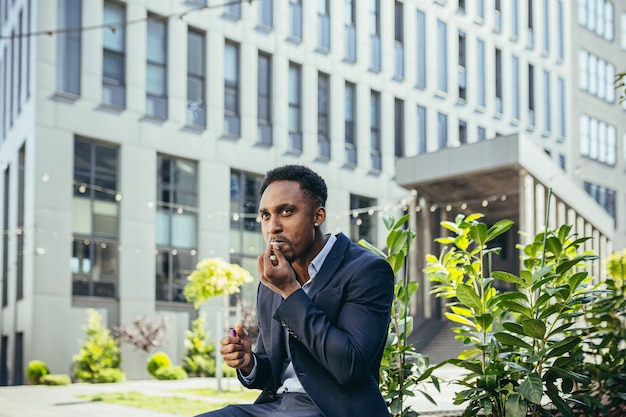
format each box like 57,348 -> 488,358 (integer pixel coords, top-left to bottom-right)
239,233 -> 394,417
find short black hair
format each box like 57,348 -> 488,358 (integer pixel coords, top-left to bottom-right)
260,165 -> 327,208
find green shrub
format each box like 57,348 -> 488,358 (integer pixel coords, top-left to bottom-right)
181,314 -> 216,377
73,309 -> 124,383
92,368 -> 126,383
25,360 -> 50,385
40,374 -> 72,386
148,351 -> 172,377
154,365 -> 188,380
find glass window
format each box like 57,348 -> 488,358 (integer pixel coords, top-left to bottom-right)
370,0 -> 381,70
318,0 -> 330,50
458,31 -> 467,100
345,0 -> 356,61
558,77 -> 565,138
394,1 -> 404,78
288,63 -> 302,151
579,50 -> 588,91
459,120 -> 467,144
230,171 -> 264,307
477,39 -> 485,107
512,55 -> 520,119
350,195 -> 377,245
478,126 -> 486,141
417,105 -> 427,153
528,64 -> 535,125
57,0 -> 82,96
258,52 -> 272,145
259,0 -> 273,27
437,20 -> 447,93
226,0 -> 241,18
103,1 -> 125,108
72,139 -> 119,298
512,0 -> 519,37
345,82 -> 357,165
155,155 -> 198,303
542,0 -> 549,52
370,90 -> 381,171
290,0 -> 302,39
187,28 -> 206,127
438,113 -> 448,149
494,0 -> 501,32
477,0 -> 485,19
317,72 -> 330,159
394,98 -> 404,157
224,41 -> 240,136
544,70 -> 551,132
416,10 -> 426,89
495,48 -> 502,114
557,0 -> 564,59
146,16 -> 167,118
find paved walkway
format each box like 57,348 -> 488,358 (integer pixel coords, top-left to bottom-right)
0,365 -> 466,417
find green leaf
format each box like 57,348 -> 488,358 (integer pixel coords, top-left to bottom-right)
546,336 -> 581,359
548,366 -> 590,384
545,389 -> 575,417
468,223 -> 488,247
519,373 -> 543,404
358,239 -> 386,258
492,271 -> 526,287
391,213 -> 411,230
499,300 -> 532,318
522,319 -> 546,339
494,332 -> 533,349
505,393 -> 527,417
501,322 -> 525,335
444,312 -> 476,327
456,284 -> 482,312
441,221 -> 460,234
545,236 -> 562,258
476,313 -> 493,330
486,219 -> 514,243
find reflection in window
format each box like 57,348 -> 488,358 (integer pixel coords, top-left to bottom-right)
146,16 -> 167,118
288,63 -> 302,151
417,105 -> 427,153
370,90 -> 381,171
224,41 -> 240,136
230,171 -> 264,307
318,0 -> 330,50
72,139 -> 119,298
187,28 -> 206,127
370,0 -> 381,70
57,0 -> 82,96
345,82 -> 357,166
317,72 -> 330,159
103,1 -> 126,108
345,0 -> 356,61
350,194 -> 377,246
289,0 -> 302,39
155,155 -> 198,303
258,52 -> 272,144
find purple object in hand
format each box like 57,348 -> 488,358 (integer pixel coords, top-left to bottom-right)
229,328 -> 237,337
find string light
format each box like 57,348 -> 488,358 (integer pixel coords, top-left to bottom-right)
0,0 -> 258,40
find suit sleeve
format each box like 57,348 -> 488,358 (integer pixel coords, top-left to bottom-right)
273,255 -> 394,386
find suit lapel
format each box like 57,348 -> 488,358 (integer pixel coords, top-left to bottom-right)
307,233 -> 349,300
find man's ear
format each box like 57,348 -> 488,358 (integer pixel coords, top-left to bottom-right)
314,206 -> 326,227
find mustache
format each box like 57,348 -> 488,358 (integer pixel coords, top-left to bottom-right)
268,235 -> 291,245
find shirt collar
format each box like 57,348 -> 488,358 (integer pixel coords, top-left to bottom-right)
305,233 -> 337,286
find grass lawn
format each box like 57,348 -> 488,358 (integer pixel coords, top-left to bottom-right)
81,387 -> 260,416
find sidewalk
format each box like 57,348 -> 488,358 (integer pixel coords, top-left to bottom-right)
0,365 -> 466,417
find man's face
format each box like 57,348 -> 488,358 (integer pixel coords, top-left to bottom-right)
258,180 -> 318,263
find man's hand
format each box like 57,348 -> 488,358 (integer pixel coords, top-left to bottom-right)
219,323 -> 253,376
257,243 -> 301,298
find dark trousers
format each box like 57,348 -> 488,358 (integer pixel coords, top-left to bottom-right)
195,393 -> 324,417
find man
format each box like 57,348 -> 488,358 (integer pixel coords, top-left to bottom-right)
197,165 -> 394,417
